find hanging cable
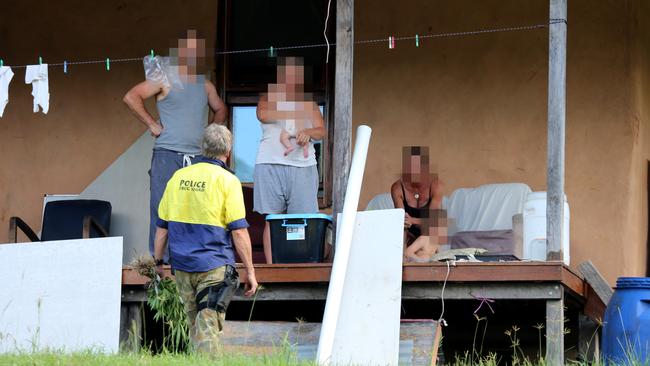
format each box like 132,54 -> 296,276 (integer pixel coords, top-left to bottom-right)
437,260 -> 452,327
324,0 -> 333,63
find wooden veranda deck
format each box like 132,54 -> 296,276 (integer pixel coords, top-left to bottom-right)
121,261 -> 604,359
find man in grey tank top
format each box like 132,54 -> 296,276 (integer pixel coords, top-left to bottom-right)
123,30 -> 227,261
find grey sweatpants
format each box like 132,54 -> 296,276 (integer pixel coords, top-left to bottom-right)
253,164 -> 319,214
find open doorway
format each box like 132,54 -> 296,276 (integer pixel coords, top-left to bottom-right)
215,0 -> 336,208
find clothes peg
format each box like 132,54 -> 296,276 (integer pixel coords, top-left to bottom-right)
39,56 -> 43,65
388,36 -> 395,49
415,34 -> 420,47
150,49 -> 154,59
64,61 -> 68,74
106,58 -> 110,71
269,46 -> 276,57
0,59 -> 3,67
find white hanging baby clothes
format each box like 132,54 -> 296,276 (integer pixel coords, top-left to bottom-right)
0,66 -> 14,117
25,64 -> 49,114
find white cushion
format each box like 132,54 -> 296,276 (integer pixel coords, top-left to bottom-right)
446,183 -> 531,232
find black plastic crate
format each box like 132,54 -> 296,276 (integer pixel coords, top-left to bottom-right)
266,213 -> 332,263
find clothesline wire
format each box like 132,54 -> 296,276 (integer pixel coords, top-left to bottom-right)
9,56 -> 145,69
5,19 -> 566,69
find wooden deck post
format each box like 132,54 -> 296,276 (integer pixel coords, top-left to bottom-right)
119,302 -> 142,352
547,0 -> 567,262
332,0 -> 354,241
546,287 -> 565,364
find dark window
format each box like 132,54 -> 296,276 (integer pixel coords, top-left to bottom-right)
224,0 -> 330,91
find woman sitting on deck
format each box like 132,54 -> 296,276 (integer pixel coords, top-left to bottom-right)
390,146 -> 445,260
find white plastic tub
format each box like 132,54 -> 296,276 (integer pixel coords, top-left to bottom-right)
522,191 -> 570,265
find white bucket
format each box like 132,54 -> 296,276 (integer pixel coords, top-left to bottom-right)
522,191 -> 570,265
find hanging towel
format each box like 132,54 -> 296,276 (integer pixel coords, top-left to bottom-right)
25,64 -> 49,114
0,66 -> 14,117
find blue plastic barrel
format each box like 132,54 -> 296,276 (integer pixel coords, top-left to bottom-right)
602,277 -> 650,365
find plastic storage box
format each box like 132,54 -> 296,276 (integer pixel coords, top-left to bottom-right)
266,213 -> 332,263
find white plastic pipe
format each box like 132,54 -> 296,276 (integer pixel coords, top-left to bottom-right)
316,125 -> 372,365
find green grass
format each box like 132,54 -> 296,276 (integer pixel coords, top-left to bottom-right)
2,350 -> 649,366
0,350 -> 318,366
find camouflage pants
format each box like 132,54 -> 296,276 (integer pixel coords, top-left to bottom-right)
175,266 -> 227,353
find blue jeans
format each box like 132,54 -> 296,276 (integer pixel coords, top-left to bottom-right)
149,148 -> 201,261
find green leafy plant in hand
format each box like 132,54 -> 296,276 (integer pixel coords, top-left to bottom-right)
132,256 -> 190,353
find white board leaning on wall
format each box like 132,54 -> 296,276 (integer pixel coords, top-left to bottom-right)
0,237 -> 123,353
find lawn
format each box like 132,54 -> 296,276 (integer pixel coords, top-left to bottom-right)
0,351 -> 317,366
2,351 -> 645,365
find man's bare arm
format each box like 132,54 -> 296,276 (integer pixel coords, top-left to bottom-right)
123,81 -> 165,137
205,80 -> 227,124
231,228 -> 259,297
153,227 -> 168,261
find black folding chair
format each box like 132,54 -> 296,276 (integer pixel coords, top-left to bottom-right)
8,199 -> 112,243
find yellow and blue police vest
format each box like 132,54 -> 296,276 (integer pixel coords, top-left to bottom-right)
157,157 -> 248,272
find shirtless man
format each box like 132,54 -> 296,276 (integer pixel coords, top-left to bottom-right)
123,30 -> 227,261
404,209 -> 448,262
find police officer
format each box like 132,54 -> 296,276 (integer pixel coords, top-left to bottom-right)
153,124 -> 258,353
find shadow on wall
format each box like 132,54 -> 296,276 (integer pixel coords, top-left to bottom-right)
80,132 -> 153,263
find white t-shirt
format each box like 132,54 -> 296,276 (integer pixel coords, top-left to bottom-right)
256,101 -> 317,167
255,122 -> 316,167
